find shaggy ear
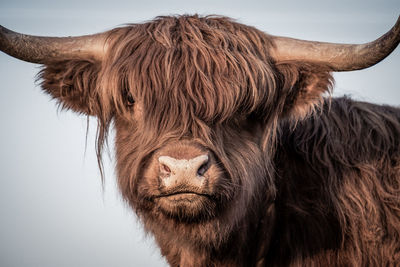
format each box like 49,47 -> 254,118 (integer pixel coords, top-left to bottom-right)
276,61 -> 333,120
39,59 -> 102,116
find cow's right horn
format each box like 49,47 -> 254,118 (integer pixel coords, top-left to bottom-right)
0,25 -> 108,64
270,16 -> 400,71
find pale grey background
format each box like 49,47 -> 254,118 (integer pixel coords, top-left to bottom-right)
0,1 -> 399,266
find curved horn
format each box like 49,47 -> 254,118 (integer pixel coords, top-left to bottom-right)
270,16 -> 400,71
0,25 -> 108,64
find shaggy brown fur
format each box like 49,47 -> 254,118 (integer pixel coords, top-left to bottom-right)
274,98 -> 400,266
36,15 -> 400,266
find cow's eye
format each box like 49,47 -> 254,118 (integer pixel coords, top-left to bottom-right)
125,90 -> 135,106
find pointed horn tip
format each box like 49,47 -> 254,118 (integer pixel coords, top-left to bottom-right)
388,15 -> 400,34
394,15 -> 400,33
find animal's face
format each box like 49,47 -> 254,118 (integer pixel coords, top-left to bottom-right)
112,80 -> 274,245
114,94 -> 269,223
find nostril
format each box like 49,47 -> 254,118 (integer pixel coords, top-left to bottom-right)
197,162 -> 209,176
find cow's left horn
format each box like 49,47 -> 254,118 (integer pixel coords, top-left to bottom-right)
0,25 -> 107,64
270,16 -> 400,71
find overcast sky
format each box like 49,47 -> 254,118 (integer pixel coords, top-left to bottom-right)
0,1 -> 399,266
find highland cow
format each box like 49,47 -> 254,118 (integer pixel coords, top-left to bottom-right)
1,15 -> 400,266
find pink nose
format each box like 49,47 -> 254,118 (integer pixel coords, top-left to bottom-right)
158,154 -> 210,188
